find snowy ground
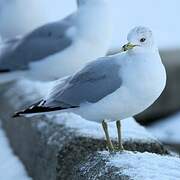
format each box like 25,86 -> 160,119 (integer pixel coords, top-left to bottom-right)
103,151 -> 180,180
148,112 -> 180,144
0,121 -> 31,180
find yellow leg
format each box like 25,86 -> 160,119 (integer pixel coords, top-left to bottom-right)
116,120 -> 124,151
102,120 -> 114,151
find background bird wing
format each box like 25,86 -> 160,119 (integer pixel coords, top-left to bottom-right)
0,14 -> 75,72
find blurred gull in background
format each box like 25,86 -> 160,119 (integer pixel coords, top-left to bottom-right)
14,27 -> 166,151
0,0 -> 76,39
0,0 -> 113,83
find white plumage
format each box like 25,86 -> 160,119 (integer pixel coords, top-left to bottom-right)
14,26 -> 166,151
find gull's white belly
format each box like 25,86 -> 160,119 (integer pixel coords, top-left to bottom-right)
75,59 -> 166,122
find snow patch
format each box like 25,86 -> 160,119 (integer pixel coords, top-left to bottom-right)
104,151 -> 180,180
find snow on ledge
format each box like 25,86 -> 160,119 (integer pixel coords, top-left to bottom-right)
103,151 -> 180,180
50,113 -> 155,142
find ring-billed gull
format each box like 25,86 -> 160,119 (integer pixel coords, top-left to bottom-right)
0,0 -> 113,83
14,26 -> 167,151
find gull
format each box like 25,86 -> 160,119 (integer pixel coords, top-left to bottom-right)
0,0 -> 113,83
13,26 -> 167,151
0,0 -> 76,39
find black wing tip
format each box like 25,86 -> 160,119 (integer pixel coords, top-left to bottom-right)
12,112 -> 22,118
12,107 -> 45,118
12,108 -> 35,118
12,100 -> 45,118
12,100 -> 79,118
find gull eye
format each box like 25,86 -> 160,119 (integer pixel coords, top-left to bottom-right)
140,38 -> 146,43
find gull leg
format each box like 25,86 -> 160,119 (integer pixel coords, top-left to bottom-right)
116,120 -> 124,151
102,120 -> 114,151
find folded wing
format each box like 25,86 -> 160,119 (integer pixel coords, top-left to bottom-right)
45,57 -> 122,108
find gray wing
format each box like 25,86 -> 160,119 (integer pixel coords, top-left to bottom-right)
45,57 -> 122,108
0,14 -> 75,71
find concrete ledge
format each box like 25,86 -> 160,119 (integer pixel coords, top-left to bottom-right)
73,151 -> 180,180
0,82 -> 173,180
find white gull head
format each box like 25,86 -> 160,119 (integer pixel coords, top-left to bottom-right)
126,26 -> 157,53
